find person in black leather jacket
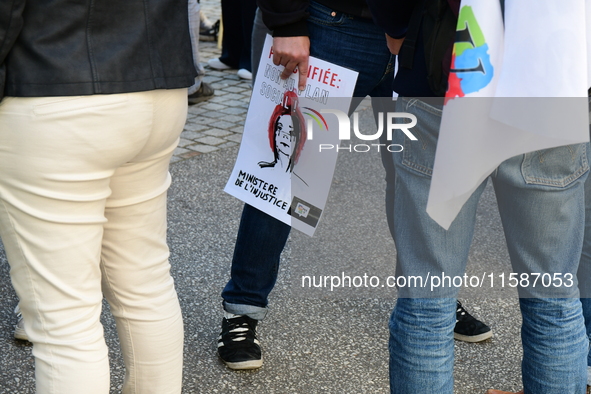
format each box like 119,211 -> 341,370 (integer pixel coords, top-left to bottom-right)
1,0 -> 195,97
0,1 -> 196,393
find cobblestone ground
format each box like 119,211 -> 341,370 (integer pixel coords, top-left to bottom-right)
172,0 -> 252,164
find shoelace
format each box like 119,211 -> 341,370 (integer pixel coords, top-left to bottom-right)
225,319 -> 252,342
456,302 -> 471,317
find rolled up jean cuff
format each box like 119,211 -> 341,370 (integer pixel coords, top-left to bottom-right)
223,301 -> 268,320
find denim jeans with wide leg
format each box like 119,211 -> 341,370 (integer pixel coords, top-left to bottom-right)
389,97 -> 589,394
222,1 -> 395,319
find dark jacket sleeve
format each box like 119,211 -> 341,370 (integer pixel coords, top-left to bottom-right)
257,0 -> 310,37
0,0 -> 25,100
365,0 -> 414,39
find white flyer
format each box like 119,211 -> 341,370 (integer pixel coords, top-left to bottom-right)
224,34 -> 358,236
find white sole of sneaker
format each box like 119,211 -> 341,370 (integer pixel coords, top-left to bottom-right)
14,327 -> 29,341
454,330 -> 493,343
237,69 -> 252,80
223,357 -> 263,370
208,58 -> 232,70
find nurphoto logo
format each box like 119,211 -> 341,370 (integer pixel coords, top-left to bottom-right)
305,109 -> 418,152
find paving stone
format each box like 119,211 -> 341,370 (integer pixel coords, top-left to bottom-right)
219,107 -> 247,115
225,134 -> 244,143
169,155 -> 183,164
225,72 -> 243,79
206,70 -> 229,78
209,120 -> 237,130
174,146 -> 194,156
180,130 -> 206,140
218,141 -> 239,149
178,138 -> 194,147
203,77 -> 224,85
216,114 -> 243,123
221,99 -> 250,108
217,93 -> 244,101
183,122 -> 210,133
220,86 -> 247,94
203,129 -> 232,138
200,102 -> 226,111
209,95 -> 238,104
195,117 -> 225,127
187,106 -> 209,115
178,150 -> 203,159
187,144 -> 219,153
208,90 -> 229,99
198,110 -> 229,119
196,136 -> 226,146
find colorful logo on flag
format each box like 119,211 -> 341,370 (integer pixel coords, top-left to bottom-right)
447,6 -> 494,99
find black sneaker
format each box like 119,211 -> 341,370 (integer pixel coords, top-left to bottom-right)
188,82 -> 214,105
200,19 -> 219,42
218,313 -> 263,370
454,300 -> 492,343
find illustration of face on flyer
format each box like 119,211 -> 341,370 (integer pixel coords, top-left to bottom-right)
224,34 -> 358,236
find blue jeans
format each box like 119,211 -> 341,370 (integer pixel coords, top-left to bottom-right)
579,137 -> 591,370
389,98 -> 589,393
581,295 -> 591,373
222,1 -> 395,319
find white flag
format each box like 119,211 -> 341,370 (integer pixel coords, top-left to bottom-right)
427,0 -> 590,230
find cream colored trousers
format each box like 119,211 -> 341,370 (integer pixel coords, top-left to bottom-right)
0,89 -> 187,394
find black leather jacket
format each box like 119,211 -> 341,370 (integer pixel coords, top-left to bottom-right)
0,0 -> 196,98
257,0 -> 373,37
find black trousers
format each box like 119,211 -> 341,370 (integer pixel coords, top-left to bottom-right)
219,0 -> 257,71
